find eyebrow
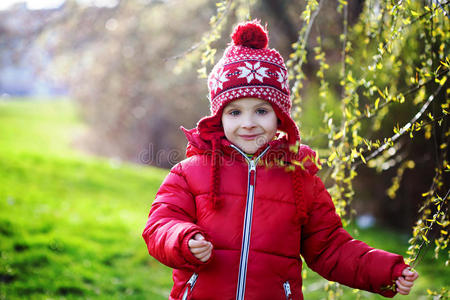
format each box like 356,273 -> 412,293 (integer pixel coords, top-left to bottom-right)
255,103 -> 272,108
225,102 -> 272,110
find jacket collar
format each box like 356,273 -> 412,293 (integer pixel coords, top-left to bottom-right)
181,125 -> 296,164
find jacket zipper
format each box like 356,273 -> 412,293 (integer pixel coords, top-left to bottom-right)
283,281 -> 292,300
181,273 -> 198,300
231,145 -> 270,300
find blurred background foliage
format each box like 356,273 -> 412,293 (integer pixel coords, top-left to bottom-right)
0,0 -> 448,299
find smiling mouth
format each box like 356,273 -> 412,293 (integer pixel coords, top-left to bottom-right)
239,134 -> 260,140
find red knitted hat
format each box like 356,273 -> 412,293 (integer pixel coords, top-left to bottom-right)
197,20 -> 300,145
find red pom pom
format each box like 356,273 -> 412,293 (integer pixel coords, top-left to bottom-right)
231,20 -> 268,49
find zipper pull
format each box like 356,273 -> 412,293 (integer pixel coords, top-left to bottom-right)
182,273 -> 198,300
249,160 -> 256,185
283,281 -> 292,299
187,273 -> 198,287
249,160 -> 256,171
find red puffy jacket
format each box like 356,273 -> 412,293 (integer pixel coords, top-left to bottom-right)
142,130 -> 407,300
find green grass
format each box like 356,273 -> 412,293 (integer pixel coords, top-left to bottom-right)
0,98 -> 448,299
0,99 -> 172,299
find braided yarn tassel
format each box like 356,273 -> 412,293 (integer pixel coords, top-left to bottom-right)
209,138 -> 222,209
292,166 -> 308,224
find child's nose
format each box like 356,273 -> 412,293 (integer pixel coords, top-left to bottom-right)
241,114 -> 256,129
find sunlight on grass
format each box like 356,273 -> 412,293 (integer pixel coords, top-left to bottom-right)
0,98 -> 172,299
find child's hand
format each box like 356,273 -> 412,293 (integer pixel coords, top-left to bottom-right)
188,233 -> 213,262
396,268 -> 419,295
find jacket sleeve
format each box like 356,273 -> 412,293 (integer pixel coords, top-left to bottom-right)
142,162 -> 210,271
300,175 -> 408,298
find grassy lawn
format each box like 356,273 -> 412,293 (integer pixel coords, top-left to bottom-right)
0,98 -> 448,299
0,99 -> 172,299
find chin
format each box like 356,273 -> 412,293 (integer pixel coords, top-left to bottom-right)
241,146 -> 257,154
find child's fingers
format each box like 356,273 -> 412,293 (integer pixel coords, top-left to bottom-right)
189,240 -> 213,262
192,244 -> 212,262
190,243 -> 210,254
396,277 -> 414,295
396,285 -> 411,295
396,286 -> 410,295
189,239 -> 212,249
188,233 -> 213,262
199,251 -> 212,262
195,248 -> 212,262
397,277 -> 414,288
405,272 -> 419,281
193,233 -> 205,241
396,283 -> 410,295
404,274 -> 418,282
402,268 -> 419,280
189,233 -> 213,249
189,239 -> 208,249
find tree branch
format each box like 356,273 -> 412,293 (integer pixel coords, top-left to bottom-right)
348,68 -> 449,127
164,0 -> 233,61
354,82 -> 445,167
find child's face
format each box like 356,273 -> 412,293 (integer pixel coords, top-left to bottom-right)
221,97 -> 278,154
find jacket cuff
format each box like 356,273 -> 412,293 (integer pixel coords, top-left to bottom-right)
393,263 -> 409,279
379,262 -> 409,298
181,230 -> 213,267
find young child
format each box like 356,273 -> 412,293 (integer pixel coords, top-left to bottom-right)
142,20 -> 419,300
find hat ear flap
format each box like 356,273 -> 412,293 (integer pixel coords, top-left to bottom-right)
272,105 -> 301,145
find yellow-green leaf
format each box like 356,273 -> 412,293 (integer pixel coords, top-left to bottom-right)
360,153 -> 367,164
333,131 -> 343,140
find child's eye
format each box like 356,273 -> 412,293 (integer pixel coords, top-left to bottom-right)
228,110 -> 240,116
256,108 -> 268,115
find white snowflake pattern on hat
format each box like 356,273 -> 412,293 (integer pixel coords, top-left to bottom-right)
210,67 -> 230,93
276,69 -> 289,91
237,61 -> 269,83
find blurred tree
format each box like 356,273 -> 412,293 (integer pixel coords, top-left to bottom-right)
42,0 -> 218,167
0,6 -> 68,95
